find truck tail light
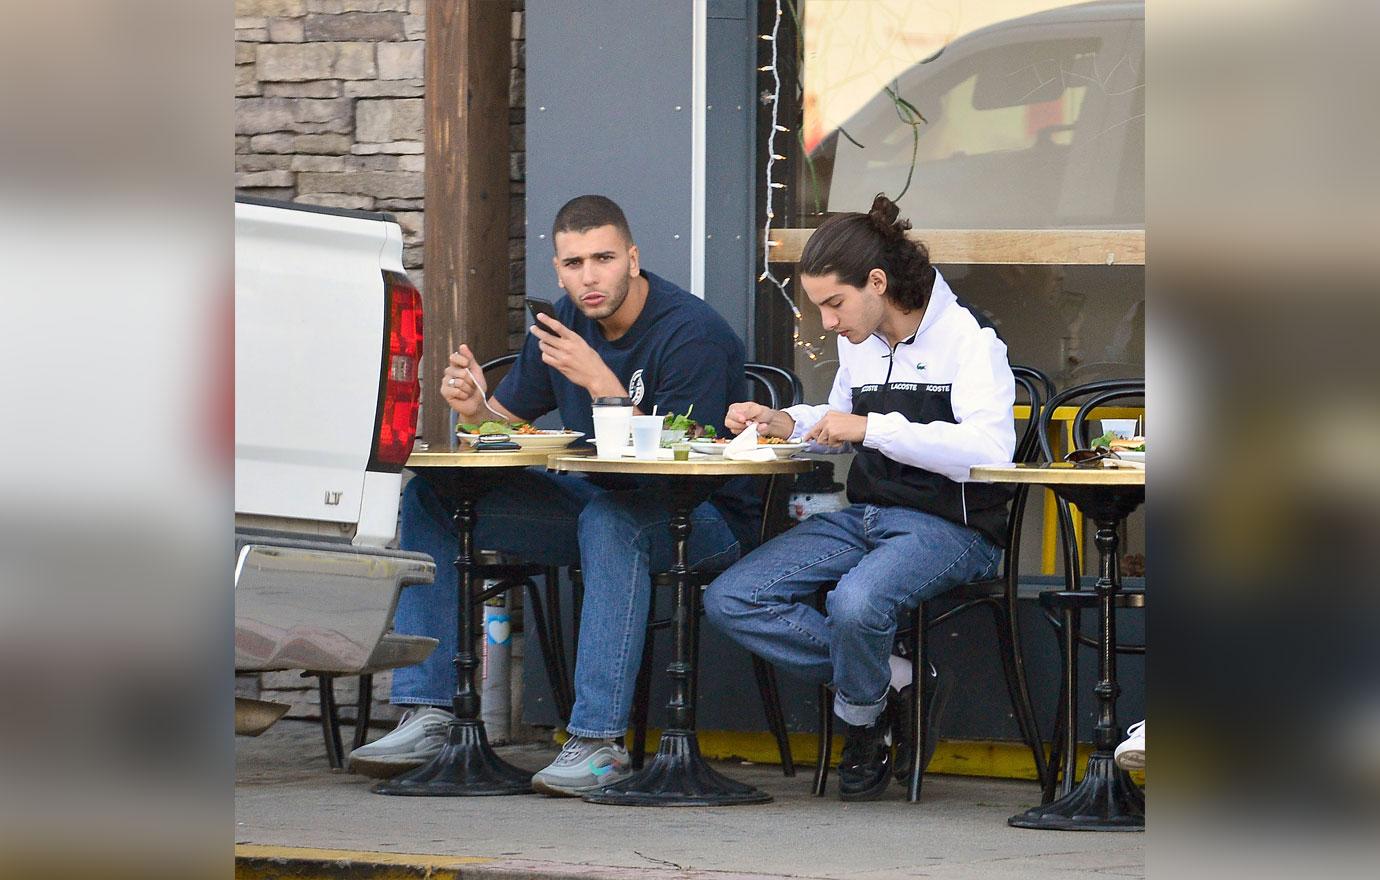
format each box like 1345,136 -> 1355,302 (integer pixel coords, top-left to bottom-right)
369,270 -> 423,470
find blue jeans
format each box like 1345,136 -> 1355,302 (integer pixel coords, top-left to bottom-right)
704,504 -> 1000,727
392,468 -> 743,739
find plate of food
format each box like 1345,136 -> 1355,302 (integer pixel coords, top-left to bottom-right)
1090,431 -> 1146,464
688,437 -> 807,458
456,420 -> 584,449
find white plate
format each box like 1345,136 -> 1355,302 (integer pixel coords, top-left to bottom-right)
688,439 -> 807,458
456,430 -> 584,449
1116,450 -> 1145,463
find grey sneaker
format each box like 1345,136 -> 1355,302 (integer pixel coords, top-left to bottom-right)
531,736 -> 632,797
347,706 -> 453,778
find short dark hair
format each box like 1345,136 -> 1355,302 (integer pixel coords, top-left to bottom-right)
798,193 -> 934,312
552,195 -> 633,245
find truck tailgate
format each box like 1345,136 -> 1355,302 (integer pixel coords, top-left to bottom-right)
235,202 -> 403,526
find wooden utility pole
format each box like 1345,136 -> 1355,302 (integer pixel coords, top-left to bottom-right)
421,0 -> 512,444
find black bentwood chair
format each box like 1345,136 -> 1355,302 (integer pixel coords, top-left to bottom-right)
625,362 -> 805,774
810,365 -> 1056,802
318,353 -> 560,768
1035,378 -> 1146,804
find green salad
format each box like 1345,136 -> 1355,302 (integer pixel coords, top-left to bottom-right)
662,405 -> 716,438
459,420 -> 526,435
1091,430 -> 1145,451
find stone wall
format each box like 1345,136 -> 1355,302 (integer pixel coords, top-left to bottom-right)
235,0 -> 531,735
235,0 -> 527,337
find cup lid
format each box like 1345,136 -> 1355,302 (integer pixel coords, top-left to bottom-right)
592,396 -> 633,407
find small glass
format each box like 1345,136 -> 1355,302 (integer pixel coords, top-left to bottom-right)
672,443 -> 690,461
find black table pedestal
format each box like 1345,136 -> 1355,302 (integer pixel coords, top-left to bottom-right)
373,718 -> 533,797
585,479 -> 771,807
375,477 -> 533,797
1010,483 -> 1144,831
584,729 -> 772,807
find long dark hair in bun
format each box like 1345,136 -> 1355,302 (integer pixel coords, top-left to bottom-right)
797,193 -> 935,312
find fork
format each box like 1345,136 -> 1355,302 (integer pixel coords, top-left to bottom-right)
463,363 -> 497,418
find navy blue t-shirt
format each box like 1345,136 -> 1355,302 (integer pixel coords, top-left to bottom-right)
494,271 -> 761,549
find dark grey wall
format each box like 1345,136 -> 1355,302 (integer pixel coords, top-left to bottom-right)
525,0 -> 755,341
703,0 -> 756,337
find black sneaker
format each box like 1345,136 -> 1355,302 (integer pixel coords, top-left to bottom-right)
838,715 -> 893,801
892,663 -> 949,782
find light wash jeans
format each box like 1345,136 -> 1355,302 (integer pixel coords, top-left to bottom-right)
704,504 -> 999,727
392,468 -> 742,739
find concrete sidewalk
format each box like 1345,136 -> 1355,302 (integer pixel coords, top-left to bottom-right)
236,721 -> 1143,879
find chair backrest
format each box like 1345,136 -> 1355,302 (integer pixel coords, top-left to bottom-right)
480,352 -> 520,384
744,362 -> 804,408
1010,365 -> 1053,469
742,369 -> 780,410
1071,382 -> 1144,449
1037,378 -> 1144,463
998,366 -> 1053,579
1034,378 -> 1145,585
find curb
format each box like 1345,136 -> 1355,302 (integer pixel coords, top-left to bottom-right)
236,846 -> 490,879
236,846 -> 829,880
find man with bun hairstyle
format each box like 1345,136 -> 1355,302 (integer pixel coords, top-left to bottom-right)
705,194 -> 1016,801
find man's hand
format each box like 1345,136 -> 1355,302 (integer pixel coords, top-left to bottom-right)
726,401 -> 795,439
804,410 -> 868,447
439,344 -> 495,422
529,313 -> 625,398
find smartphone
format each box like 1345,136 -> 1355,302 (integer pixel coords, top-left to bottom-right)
473,433 -> 521,452
526,297 -> 557,323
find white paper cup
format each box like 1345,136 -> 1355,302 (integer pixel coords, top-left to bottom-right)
631,415 -> 663,459
1100,418 -> 1139,439
592,402 -> 633,458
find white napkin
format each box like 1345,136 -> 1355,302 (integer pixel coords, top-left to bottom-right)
722,422 -> 776,462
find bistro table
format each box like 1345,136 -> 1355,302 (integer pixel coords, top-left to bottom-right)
970,463 -> 1146,831
373,446 -> 559,797
549,451 -> 811,806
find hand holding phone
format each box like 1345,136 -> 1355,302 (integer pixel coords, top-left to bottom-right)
526,297 -> 557,323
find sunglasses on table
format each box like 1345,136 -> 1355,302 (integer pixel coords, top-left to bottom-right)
1063,447 -> 1122,467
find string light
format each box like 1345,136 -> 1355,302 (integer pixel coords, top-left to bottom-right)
758,0 -> 822,361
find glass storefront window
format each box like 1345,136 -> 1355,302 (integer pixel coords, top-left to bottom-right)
795,0 -> 1144,229
759,0 -> 1145,395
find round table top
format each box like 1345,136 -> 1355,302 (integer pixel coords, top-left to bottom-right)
548,452 -> 813,477
405,447 -> 559,469
970,463 -> 1145,486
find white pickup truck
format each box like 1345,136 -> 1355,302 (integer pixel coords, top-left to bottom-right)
234,196 -> 436,735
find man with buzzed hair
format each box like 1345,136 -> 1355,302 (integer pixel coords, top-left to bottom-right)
349,195 -> 758,797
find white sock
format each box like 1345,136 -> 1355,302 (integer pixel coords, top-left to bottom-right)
888,654 -> 912,691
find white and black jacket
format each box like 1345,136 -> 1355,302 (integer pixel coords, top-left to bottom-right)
784,269 -> 1016,546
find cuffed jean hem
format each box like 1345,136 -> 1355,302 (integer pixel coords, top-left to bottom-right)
564,724 -> 629,740
392,696 -> 451,708
834,691 -> 888,727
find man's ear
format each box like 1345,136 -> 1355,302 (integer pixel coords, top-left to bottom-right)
552,255 -> 564,288
627,244 -> 640,277
868,268 -> 888,296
